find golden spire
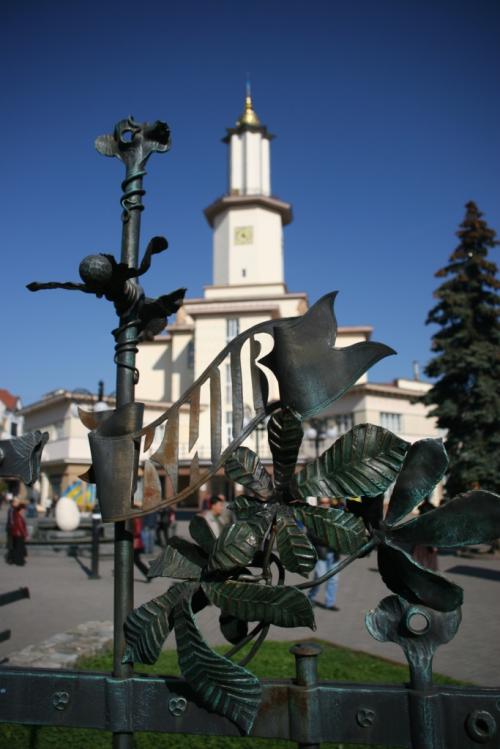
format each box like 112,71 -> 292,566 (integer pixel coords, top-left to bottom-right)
236,79 -> 261,127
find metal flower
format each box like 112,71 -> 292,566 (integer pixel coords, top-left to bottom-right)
95,116 -> 171,170
224,408 -> 410,577
352,439 -> 500,612
122,468 -> 315,735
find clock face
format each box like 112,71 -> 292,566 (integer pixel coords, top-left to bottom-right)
234,226 -> 253,245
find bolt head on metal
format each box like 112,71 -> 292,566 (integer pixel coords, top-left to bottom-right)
52,691 -> 70,711
466,710 -> 497,743
356,707 -> 376,728
168,696 -> 187,717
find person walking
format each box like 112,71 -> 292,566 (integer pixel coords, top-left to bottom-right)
411,497 -> 438,571
156,507 -> 176,547
133,517 -> 150,581
308,497 -> 340,611
6,498 -> 28,566
141,511 -> 157,554
200,495 -> 226,538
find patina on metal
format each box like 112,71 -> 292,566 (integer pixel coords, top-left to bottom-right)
124,399 -> 500,737
3,114 -> 500,749
0,431 -> 48,486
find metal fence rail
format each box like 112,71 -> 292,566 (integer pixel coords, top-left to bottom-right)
0,647 -> 498,748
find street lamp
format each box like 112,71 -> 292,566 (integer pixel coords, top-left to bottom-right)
304,418 -> 338,458
255,419 -> 268,457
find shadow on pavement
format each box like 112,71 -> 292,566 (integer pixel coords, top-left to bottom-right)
446,565 -> 500,582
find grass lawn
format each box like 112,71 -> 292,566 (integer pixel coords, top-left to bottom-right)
1,639 -> 462,749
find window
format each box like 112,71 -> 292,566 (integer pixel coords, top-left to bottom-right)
333,414 -> 353,434
187,340 -> 194,370
225,364 -> 232,405
380,412 -> 402,432
226,318 -> 239,342
226,411 -> 233,443
10,422 -> 18,437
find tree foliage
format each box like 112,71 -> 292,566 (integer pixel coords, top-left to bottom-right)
422,201 -> 500,496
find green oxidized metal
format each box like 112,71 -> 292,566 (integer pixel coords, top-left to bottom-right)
3,115 -> 499,749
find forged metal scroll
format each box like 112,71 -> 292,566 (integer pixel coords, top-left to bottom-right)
86,294 -> 396,521
88,320 -> 277,521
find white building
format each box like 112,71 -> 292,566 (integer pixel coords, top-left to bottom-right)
0,388 -> 24,496
22,93 -> 441,507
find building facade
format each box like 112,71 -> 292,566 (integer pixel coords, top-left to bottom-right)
21,94 -> 442,508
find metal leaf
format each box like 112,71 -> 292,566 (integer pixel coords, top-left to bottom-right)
224,447 -> 273,500
276,512 -> 317,576
174,594 -> 262,735
378,542 -> 463,612
229,495 -> 274,537
0,431 -> 49,486
385,439 -> 449,527
123,582 -> 189,664
230,495 -> 259,518
291,424 -> 409,499
189,514 -> 217,554
219,613 -> 249,645
208,522 -> 260,572
294,503 -> 367,554
267,408 -> 303,491
390,490 -> 500,548
147,537 -> 206,580
202,580 -> 316,629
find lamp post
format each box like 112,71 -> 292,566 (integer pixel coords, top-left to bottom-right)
304,418 -> 338,458
88,381 -> 109,581
255,419 -> 268,457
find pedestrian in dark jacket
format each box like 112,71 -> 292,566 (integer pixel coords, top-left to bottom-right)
6,499 -> 28,566
133,517 -> 150,581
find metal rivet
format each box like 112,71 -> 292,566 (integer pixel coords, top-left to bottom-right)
52,691 -> 70,711
466,710 -> 497,743
356,707 -> 376,728
169,696 -> 187,717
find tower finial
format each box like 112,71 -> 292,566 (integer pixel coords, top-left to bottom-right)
237,77 -> 261,127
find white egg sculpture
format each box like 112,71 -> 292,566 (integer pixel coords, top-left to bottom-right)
55,496 -> 81,532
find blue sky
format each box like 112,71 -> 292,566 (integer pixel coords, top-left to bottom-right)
3,0 -> 499,405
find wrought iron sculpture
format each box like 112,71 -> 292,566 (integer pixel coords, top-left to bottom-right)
124,410 -> 500,734
1,115 -> 499,749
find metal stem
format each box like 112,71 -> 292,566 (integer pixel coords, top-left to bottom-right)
112,166 -> 144,749
89,515 -> 101,580
290,643 -> 322,749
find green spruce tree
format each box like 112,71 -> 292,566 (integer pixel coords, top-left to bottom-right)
422,201 -> 500,497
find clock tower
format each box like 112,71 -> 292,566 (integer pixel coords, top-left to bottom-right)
204,89 -> 292,296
